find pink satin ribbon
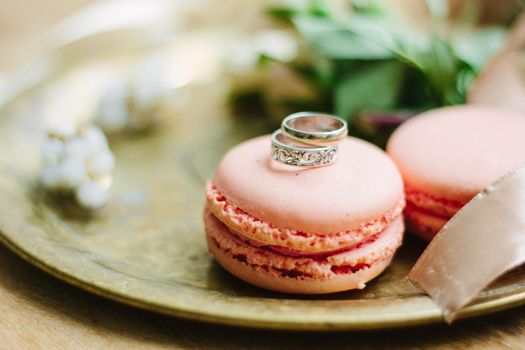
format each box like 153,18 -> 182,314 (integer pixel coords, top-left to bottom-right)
409,163 -> 525,323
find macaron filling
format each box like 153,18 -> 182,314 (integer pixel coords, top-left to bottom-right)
207,182 -> 405,253
229,221 -> 390,258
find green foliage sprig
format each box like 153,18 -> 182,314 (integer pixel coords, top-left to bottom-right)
229,0 -> 508,146
269,0 -> 506,121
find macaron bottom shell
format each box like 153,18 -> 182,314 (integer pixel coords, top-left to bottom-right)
204,210 -> 404,294
403,187 -> 461,240
404,203 -> 449,241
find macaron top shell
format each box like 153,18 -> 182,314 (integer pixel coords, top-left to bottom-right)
387,105 -> 525,203
213,135 -> 403,234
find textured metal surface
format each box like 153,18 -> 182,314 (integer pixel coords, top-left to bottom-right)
0,49 -> 525,331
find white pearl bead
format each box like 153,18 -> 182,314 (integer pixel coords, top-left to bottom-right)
42,139 -> 64,164
41,165 -> 61,188
88,151 -> 115,176
76,182 -> 109,209
84,126 -> 108,152
59,157 -> 86,188
64,137 -> 91,159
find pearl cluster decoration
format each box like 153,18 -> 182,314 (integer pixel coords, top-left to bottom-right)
40,121 -> 115,209
96,55 -> 172,134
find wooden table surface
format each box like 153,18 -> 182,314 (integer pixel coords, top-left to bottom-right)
1,1 -> 525,349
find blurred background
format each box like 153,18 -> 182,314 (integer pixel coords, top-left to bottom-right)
0,0 -> 521,68
1,0 -> 525,145
0,1 -> 525,345
0,1 -> 92,71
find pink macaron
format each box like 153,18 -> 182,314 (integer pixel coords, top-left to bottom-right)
387,105 -> 525,241
204,135 -> 405,294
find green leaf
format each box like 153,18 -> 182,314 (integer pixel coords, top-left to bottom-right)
307,0 -> 333,17
451,65 -> 476,104
334,60 -> 405,119
415,34 -> 459,103
293,16 -> 395,59
451,27 -> 506,72
266,7 -> 298,22
350,0 -> 386,14
266,0 -> 332,22
425,0 -> 449,20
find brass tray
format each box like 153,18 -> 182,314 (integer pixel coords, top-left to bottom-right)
1,24 -> 525,332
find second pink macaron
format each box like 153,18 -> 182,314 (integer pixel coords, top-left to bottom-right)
387,105 -> 525,241
205,135 -> 405,294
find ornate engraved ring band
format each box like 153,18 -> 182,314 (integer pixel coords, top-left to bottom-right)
281,112 -> 348,147
271,129 -> 337,168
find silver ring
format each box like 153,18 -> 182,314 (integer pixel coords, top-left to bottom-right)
281,112 -> 347,147
271,130 -> 337,168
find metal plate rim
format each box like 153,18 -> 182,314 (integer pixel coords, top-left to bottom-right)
2,228 -> 525,331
